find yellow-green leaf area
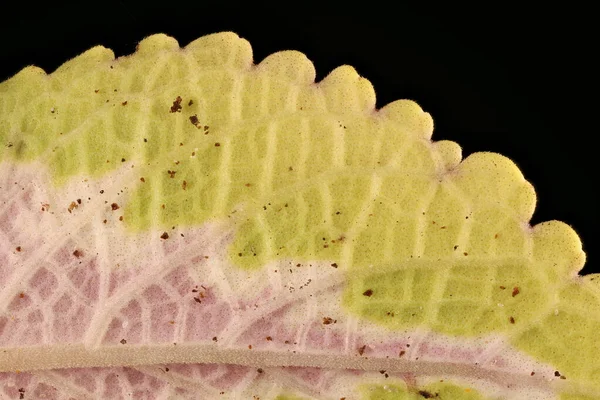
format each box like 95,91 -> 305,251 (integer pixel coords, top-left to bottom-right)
516,275 -> 600,393
273,394 -> 310,400
360,380 -> 485,400
561,394 -> 600,400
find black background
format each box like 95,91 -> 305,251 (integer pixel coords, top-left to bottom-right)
1,4 -> 596,274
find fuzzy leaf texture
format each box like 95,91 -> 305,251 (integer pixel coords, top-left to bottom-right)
0,32 -> 598,400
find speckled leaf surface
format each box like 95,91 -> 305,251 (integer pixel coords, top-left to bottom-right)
0,32 -> 598,399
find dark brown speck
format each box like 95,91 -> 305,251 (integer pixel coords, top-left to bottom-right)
170,96 -> 183,113
358,345 -> 367,356
189,114 -> 200,128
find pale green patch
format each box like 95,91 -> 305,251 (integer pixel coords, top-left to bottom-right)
561,394 -> 600,400
360,380 -> 485,399
273,394 -> 310,400
1,32 -> 599,398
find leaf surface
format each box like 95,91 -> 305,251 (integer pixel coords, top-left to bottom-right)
0,32 -> 598,399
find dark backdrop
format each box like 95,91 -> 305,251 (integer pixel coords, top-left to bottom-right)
1,4 -> 596,274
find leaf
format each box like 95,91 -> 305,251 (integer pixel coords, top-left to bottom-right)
0,32 -> 598,399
